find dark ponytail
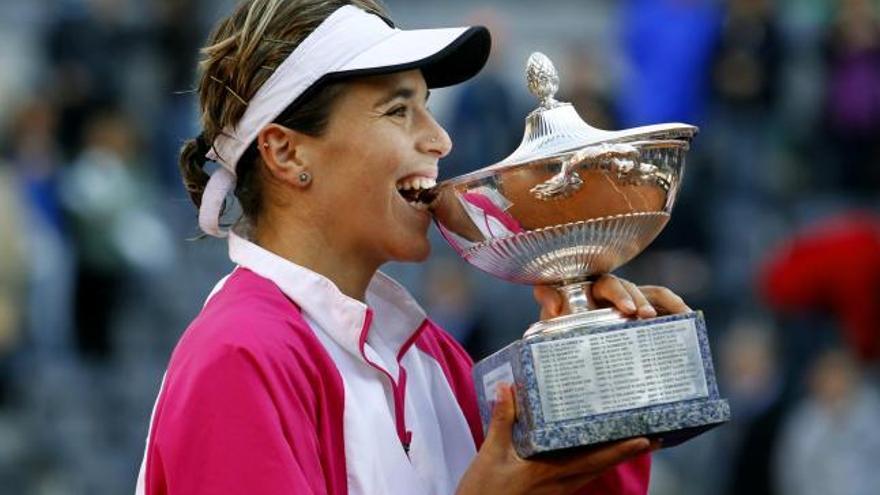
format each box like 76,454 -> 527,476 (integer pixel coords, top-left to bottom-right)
179,135 -> 211,209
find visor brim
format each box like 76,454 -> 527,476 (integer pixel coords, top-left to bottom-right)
338,25 -> 492,88
293,25 -> 491,105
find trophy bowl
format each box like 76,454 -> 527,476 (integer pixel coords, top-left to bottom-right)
429,53 -> 729,457
432,138 -> 692,323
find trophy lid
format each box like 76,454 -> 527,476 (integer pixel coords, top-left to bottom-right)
488,52 -> 697,170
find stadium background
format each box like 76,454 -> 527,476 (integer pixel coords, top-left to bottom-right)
0,0 -> 878,493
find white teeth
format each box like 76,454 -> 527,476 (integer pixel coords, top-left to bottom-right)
396,176 -> 437,191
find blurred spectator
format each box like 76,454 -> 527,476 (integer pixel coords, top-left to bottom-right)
4,97 -> 76,364
822,0 -> 880,194
152,0 -> 201,96
44,0 -> 136,158
0,160 -> 27,405
719,318 -> 787,495
712,0 -> 782,112
708,0 -> 784,193
649,316 -> 789,495
7,100 -> 65,236
443,9 -> 523,178
761,213 -> 880,362
150,0 -> 202,190
701,0 -> 788,314
616,0 -> 724,126
774,348 -> 880,495
559,45 -> 618,131
60,108 -> 174,360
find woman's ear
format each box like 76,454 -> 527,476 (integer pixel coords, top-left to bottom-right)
257,124 -> 310,187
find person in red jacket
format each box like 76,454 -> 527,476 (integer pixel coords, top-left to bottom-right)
761,213 -> 880,362
137,1 -> 691,494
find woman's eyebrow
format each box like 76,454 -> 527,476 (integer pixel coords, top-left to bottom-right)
373,87 -> 431,107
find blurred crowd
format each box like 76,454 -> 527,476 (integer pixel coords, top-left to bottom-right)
0,0 -> 878,494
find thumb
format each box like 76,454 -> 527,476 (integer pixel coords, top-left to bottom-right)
483,383 -> 516,451
533,286 -> 563,320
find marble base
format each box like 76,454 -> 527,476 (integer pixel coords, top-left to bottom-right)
473,311 -> 730,458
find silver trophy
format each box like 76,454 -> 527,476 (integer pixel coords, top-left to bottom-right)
430,53 -> 729,457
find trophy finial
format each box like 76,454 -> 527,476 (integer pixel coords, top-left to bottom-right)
526,52 -> 561,109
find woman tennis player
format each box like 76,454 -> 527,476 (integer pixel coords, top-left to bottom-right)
136,1 -> 690,494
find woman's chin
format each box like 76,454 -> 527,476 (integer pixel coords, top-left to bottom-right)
389,237 -> 431,263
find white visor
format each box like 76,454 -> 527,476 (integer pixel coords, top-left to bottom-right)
199,4 -> 491,237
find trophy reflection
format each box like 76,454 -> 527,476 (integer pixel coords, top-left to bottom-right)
430,53 -> 729,457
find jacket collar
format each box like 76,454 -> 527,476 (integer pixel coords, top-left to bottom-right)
228,231 -> 427,370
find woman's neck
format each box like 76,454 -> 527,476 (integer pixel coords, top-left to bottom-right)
253,220 -> 378,302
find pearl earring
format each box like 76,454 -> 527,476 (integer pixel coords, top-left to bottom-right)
298,171 -> 312,186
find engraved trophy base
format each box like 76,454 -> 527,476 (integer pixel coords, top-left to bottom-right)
473,311 -> 730,458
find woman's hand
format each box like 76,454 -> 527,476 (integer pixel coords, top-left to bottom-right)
533,274 -> 691,321
456,384 -> 657,495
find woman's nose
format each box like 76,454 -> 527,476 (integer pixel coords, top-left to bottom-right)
419,116 -> 453,159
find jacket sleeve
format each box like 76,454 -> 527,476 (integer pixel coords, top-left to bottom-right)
145,344 -> 329,495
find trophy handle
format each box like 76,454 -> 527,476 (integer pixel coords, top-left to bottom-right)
529,154 -> 585,200
529,143 -> 641,200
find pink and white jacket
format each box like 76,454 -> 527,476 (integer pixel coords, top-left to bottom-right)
136,233 -> 650,494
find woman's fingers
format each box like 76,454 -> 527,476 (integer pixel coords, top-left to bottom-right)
640,285 -> 691,315
483,383 -> 517,455
567,438 -> 652,476
590,275 -> 638,316
623,280 -> 657,319
541,438 -> 653,493
461,382 -> 657,495
533,286 -> 564,320
537,277 -> 691,321
456,384 -> 521,495
592,276 -> 692,317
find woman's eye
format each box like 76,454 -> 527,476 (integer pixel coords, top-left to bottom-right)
387,105 -> 408,117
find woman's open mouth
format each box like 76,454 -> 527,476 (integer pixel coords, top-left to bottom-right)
395,176 -> 439,211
